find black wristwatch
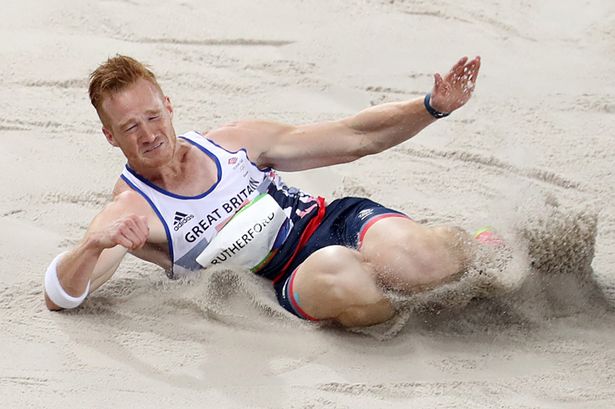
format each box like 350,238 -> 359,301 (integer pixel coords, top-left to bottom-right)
424,93 -> 451,119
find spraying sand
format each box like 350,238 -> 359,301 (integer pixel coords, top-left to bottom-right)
2,1 -> 615,407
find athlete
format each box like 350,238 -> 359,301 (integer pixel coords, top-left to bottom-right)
43,54 -> 484,327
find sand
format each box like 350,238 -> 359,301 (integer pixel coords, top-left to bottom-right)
2,0 -> 615,408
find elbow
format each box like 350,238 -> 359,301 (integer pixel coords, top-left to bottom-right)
354,134 -> 388,157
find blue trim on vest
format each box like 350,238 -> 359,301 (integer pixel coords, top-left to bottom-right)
198,132 -> 272,172
120,174 -> 175,273
124,137 -> 222,200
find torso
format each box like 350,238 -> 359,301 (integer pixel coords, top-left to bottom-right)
115,130 -> 320,279
113,136 -> 221,271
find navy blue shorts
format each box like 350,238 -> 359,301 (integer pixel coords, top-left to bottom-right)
272,197 -> 408,320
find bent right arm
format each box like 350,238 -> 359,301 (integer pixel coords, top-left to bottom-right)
45,193 -> 150,311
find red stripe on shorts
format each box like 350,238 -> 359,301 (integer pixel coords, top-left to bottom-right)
272,196 -> 327,284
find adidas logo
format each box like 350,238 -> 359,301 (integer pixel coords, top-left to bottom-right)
173,211 -> 194,231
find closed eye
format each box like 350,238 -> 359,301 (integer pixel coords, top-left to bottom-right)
148,115 -> 160,121
125,124 -> 137,132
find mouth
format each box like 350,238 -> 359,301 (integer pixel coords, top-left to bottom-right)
143,141 -> 164,154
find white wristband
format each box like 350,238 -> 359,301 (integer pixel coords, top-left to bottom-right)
44,252 -> 91,309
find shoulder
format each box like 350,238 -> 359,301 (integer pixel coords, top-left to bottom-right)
204,120 -> 295,164
99,180 -> 166,243
88,183 -> 156,235
105,179 -> 152,217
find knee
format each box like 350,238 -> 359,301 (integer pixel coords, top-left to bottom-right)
430,225 -> 471,245
410,227 -> 472,282
293,270 -> 355,323
387,224 -> 469,255
308,271 -> 394,327
305,246 -> 363,305
367,225 -> 470,289
310,271 -> 350,309
429,225 -> 474,267
296,246 -> 388,319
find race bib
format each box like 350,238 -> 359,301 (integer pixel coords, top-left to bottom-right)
195,193 -> 288,270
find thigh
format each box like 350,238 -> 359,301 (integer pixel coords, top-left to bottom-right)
277,245 -> 394,327
271,197 -> 408,278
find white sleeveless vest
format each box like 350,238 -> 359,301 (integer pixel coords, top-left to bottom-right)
120,131 -> 300,277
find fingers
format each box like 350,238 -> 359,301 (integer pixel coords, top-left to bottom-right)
432,72 -> 452,99
433,73 -> 443,90
444,56 -> 481,93
462,56 -> 481,93
446,55 -> 479,80
112,215 -> 149,250
114,233 -> 138,250
463,56 -> 480,78
135,215 -> 150,239
452,56 -> 468,73
124,216 -> 149,250
431,56 -> 481,112
110,228 -> 137,250
445,56 -> 468,82
469,56 -> 481,82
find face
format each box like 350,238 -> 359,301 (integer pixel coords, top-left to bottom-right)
100,78 -> 176,172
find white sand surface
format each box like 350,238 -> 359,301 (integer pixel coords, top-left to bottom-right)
2,1 -> 615,408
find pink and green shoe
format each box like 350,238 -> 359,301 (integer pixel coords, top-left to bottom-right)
473,226 -> 505,247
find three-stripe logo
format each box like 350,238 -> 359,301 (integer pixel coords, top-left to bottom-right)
173,211 -> 194,231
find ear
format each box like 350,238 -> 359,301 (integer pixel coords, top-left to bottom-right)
164,96 -> 174,119
102,127 -> 119,147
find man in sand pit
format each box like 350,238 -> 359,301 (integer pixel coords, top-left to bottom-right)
44,54 -> 486,327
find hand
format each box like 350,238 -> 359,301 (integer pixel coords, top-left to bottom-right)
90,215 -> 150,251
429,56 -> 481,114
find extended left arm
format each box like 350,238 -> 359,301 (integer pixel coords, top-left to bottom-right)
212,56 -> 480,171
258,98 -> 438,171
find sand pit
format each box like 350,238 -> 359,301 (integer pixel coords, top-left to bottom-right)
2,1 -> 615,408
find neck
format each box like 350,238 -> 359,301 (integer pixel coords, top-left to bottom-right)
128,140 -> 189,187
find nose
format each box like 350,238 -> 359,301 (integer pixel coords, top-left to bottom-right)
139,121 -> 157,144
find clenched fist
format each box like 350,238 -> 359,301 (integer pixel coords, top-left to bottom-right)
90,214 -> 150,251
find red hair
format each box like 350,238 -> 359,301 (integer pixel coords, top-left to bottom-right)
88,55 -> 162,117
